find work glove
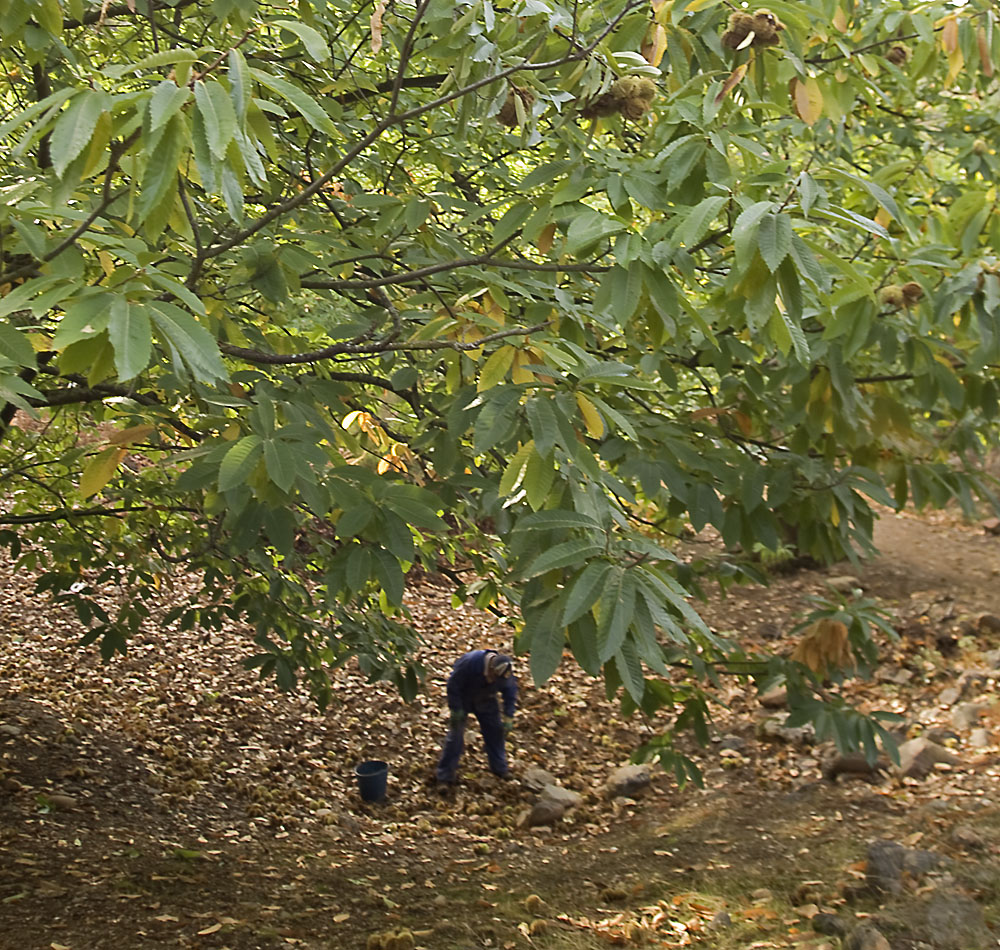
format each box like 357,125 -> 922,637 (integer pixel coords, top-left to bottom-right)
502,716 -> 514,736
449,709 -> 468,729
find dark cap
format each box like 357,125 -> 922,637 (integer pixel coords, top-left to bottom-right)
488,653 -> 513,678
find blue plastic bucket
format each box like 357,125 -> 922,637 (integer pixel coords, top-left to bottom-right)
355,760 -> 389,802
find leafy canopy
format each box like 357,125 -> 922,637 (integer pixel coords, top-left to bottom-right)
1,0 -> 999,766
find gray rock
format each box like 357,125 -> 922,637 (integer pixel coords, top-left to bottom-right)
929,601 -> 957,623
922,891 -> 991,950
950,702 -> 988,731
517,798 -> 565,828
981,518 -> 1000,536
938,686 -> 961,706
982,648 -> 1000,669
812,913 -> 847,936
969,727 -> 991,748
759,717 -> 815,745
897,738 -> 963,778
539,784 -> 582,809
707,911 -> 731,930
866,839 -> 945,896
522,767 -> 557,792
605,764 -> 651,799
718,734 -> 747,752
0,724 -> 21,737
845,923 -> 891,950
949,825 -> 987,850
827,574 -> 863,594
978,613 -> 1000,633
759,686 -> 788,708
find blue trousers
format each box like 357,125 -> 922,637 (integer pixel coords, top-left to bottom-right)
436,701 -> 508,781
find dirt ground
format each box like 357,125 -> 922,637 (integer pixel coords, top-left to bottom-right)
2,507 -> 1000,950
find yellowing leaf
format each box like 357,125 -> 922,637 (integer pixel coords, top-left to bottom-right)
79,446 -> 127,498
791,77 -> 823,125
482,292 -> 505,325
575,393 -> 605,438
97,251 -> 115,276
715,63 -> 747,104
946,45 -> 965,85
874,207 -> 891,229
499,440 -> 535,496
642,23 -> 668,68
978,27 -> 994,77
511,350 -> 535,385
832,7 -> 847,31
790,618 -> 852,677
370,0 -> 386,55
537,223 -> 556,255
940,15 -> 959,54
477,345 -> 515,392
107,424 -> 155,446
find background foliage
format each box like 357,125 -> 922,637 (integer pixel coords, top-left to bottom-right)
1,0 -> 998,763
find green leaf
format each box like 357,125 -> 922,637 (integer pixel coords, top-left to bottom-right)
372,547 -> 405,606
562,560 -> 612,625
263,439 -> 296,492
148,302 -> 227,382
529,615 -> 566,685
271,19 -> 331,62
522,448 -> 556,511
218,435 -> 263,492
194,80 -> 237,161
515,510 -> 603,533
148,81 -> 191,134
732,200 -> 774,268
107,299 -> 152,382
522,539 -> 606,578
250,68 -> 336,136
0,322 -> 36,369
675,196 -> 728,250
138,114 -> 184,223
596,568 -> 636,663
616,638 -> 645,704
758,212 -> 793,272
50,90 -> 108,179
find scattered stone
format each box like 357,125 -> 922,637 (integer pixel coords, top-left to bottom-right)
812,912 -> 847,937
981,517 -> 1000,535
957,669 -> 991,693
707,910 -> 731,930
826,575 -> 862,594
822,753 -> 889,783
44,793 -> 78,811
522,767 -> 557,792
759,686 -> 788,708
876,666 -> 914,685
718,734 -> 748,752
978,613 -> 1000,634
0,724 -> 21,737
950,702 -> 988,731
866,839 -> 944,895
750,887 -> 773,902
982,648 -> 1000,669
845,923 -> 890,950
938,687 -> 961,707
605,764 -> 651,799
929,600 -> 957,624
922,891 -> 992,950
897,738 -> 963,778
949,824 -> 987,850
759,717 -> 815,745
969,727 -> 991,748
539,784 -> 582,810
517,798 -> 565,829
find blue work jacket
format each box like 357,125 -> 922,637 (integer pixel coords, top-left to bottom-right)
446,649 -> 518,717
